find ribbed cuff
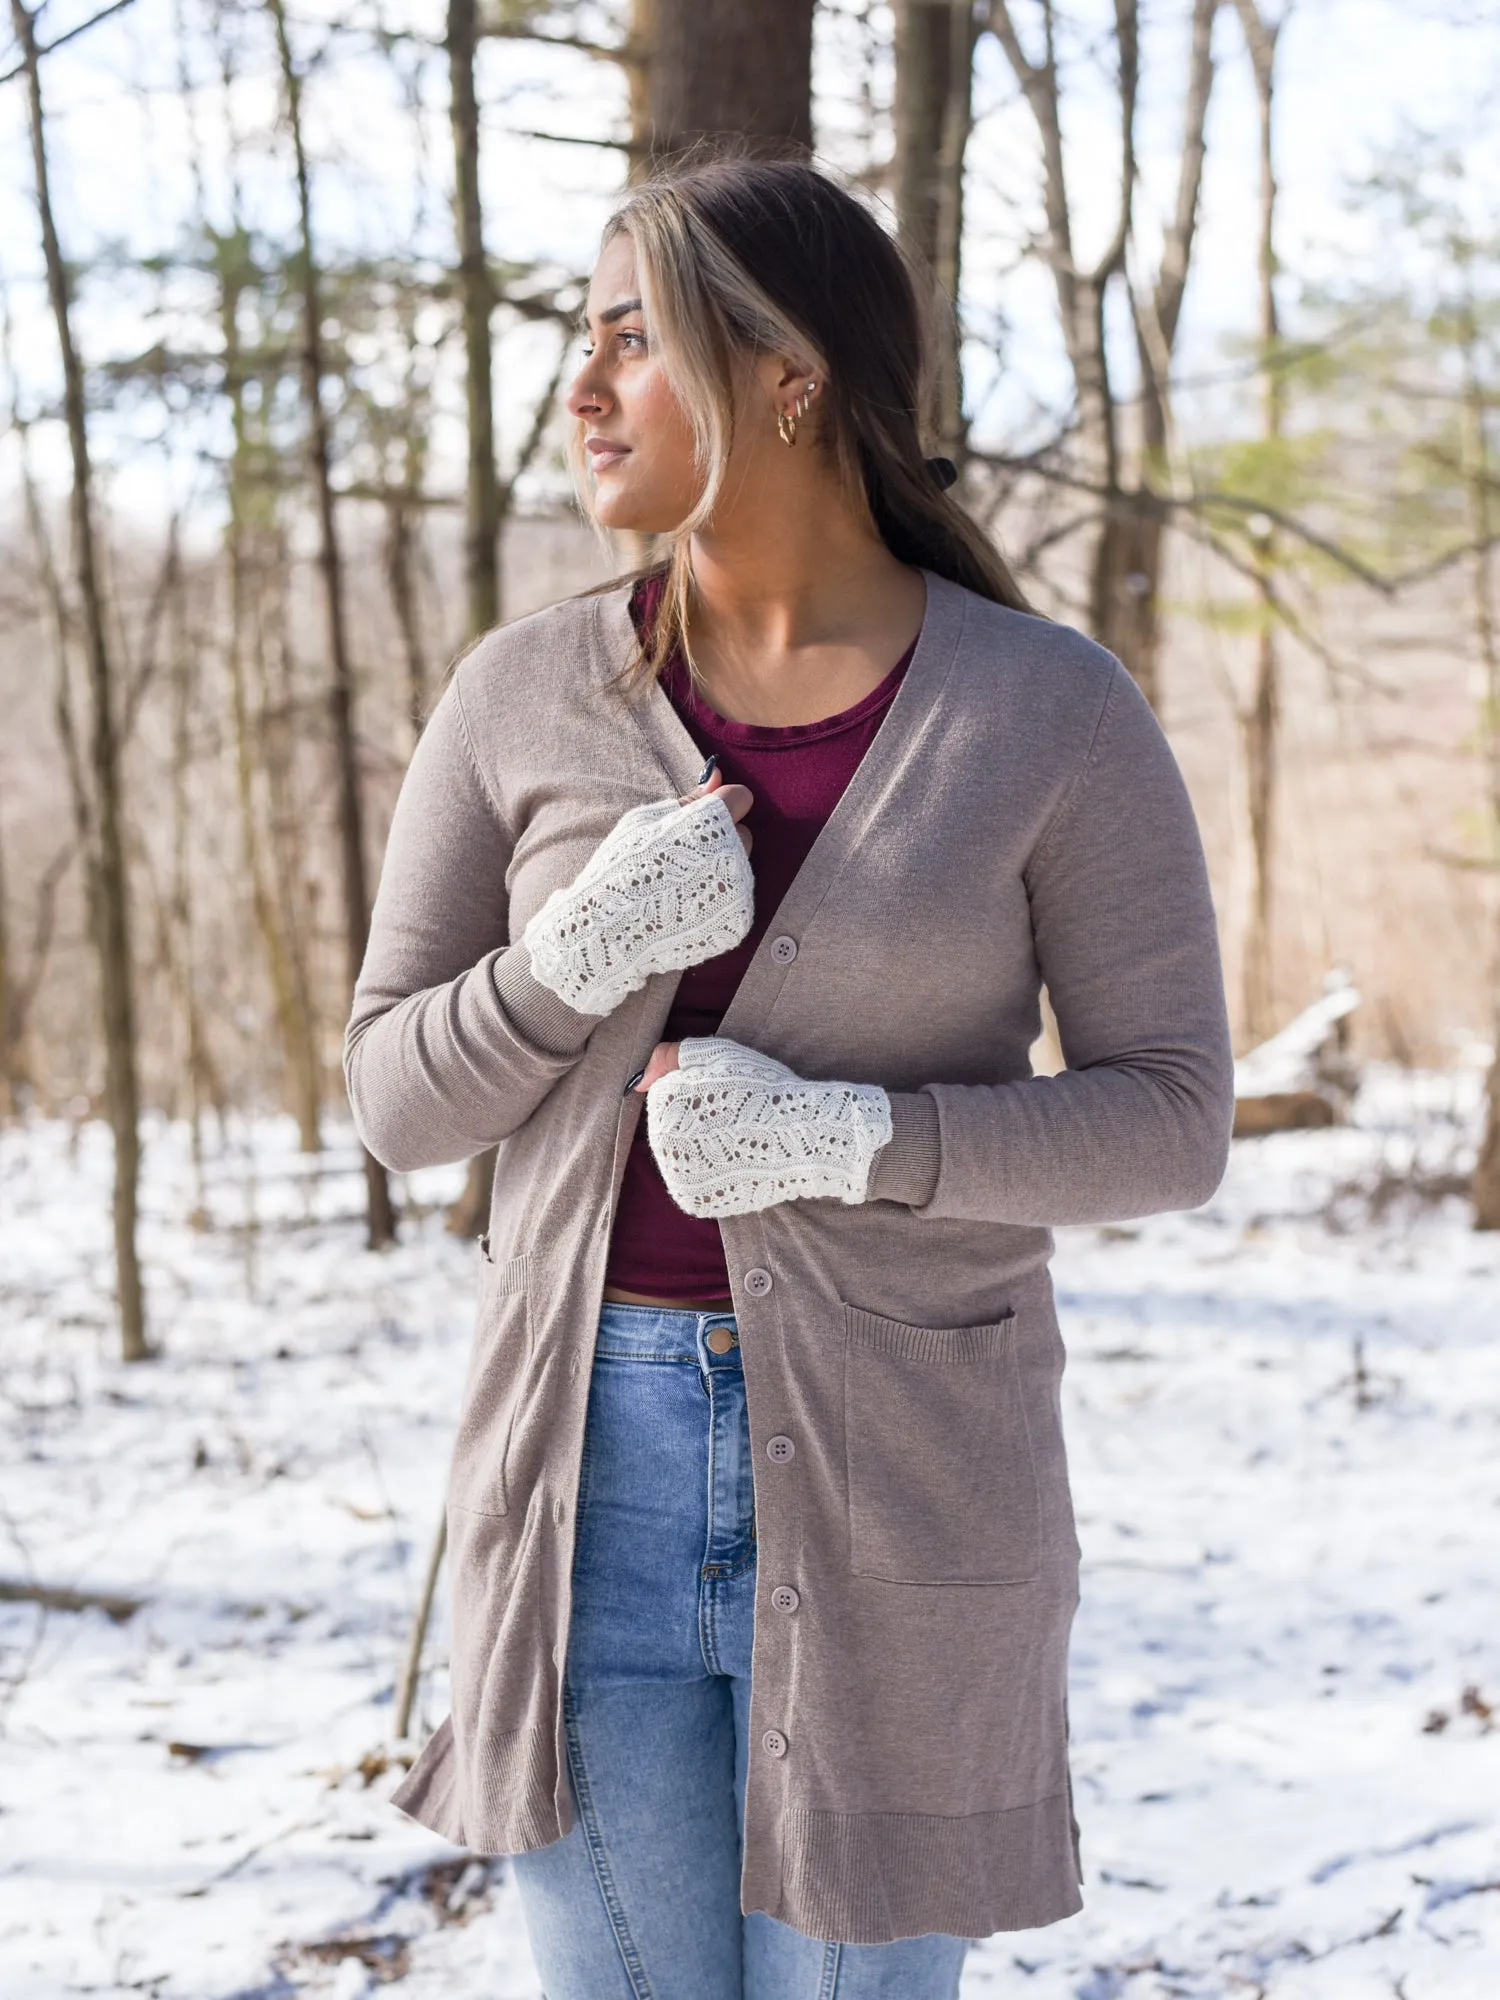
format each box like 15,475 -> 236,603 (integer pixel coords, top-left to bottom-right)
866,1092 -> 941,1207
492,946 -> 598,1060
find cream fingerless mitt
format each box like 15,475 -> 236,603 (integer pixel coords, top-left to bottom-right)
522,795 -> 755,1016
646,1037 -> 893,1218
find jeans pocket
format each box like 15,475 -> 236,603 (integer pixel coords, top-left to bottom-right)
843,1302 -> 1040,1584
448,1250 -> 530,1517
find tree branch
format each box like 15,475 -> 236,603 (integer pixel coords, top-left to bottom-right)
1152,0 -> 1219,353
969,447 -> 1486,595
1087,0 -> 1139,287
0,0 -> 137,83
499,328 -> 571,509
479,21 -> 646,70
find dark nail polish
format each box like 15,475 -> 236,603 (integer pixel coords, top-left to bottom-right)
623,1067 -> 647,1095
696,754 -> 718,785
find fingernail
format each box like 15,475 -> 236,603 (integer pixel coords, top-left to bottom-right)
696,754 -> 718,785
623,1067 -> 647,1095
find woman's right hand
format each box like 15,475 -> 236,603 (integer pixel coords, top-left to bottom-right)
679,764 -> 754,851
521,767 -> 756,1016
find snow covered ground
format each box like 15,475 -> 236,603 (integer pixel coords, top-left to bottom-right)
1,1068 -> 1497,1999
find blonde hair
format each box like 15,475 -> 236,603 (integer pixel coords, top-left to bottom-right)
575,155 -> 1029,688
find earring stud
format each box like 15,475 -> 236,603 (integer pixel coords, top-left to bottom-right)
778,380 -> 816,446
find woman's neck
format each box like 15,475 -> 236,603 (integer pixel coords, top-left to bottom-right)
683,484 -> 925,728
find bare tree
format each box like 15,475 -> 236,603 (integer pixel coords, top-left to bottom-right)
1231,0 -> 1290,1044
986,0 -> 1220,709
163,541 -> 211,1220
269,0 -> 396,1246
1,304 -> 86,1114
893,0 -> 977,456
10,0 -> 149,1358
0,808 -> 16,1113
183,5 -> 325,1149
379,382 -> 434,746
1457,280 -> 1500,1227
442,1 -> 607,1241
450,0 -> 501,640
443,0 -> 503,1240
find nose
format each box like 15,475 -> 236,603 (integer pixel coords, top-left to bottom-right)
566,351 -> 609,421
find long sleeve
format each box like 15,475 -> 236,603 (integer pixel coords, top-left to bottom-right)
343,679 -> 596,1173
905,661 -> 1234,1227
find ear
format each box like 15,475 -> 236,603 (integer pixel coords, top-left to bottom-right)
753,349 -> 819,410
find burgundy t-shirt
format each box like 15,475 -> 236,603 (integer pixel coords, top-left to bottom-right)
604,589 -> 915,1298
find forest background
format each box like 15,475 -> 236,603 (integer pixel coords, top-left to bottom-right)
1,0 -> 1498,1356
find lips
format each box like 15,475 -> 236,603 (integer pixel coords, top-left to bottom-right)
586,436 -> 631,472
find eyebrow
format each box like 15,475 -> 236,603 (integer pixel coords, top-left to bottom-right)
596,297 -> 643,326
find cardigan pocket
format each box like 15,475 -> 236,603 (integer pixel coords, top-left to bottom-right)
842,1303 -> 1040,1584
447,1250 -> 531,1517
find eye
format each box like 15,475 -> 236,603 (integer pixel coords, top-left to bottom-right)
617,328 -> 647,351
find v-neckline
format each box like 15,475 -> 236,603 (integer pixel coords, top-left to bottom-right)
595,569 -> 970,1046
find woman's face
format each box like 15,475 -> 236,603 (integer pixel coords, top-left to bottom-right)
566,232 -> 701,534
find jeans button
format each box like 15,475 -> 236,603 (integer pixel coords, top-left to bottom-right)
705,1326 -> 737,1354
765,1435 -> 795,1463
771,1585 -> 800,1614
762,1729 -> 788,1758
744,1267 -> 773,1297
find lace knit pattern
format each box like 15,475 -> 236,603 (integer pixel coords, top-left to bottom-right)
646,1037 -> 893,1219
522,795 -> 754,1016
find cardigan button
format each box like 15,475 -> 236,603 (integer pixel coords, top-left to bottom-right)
744,1267 -> 773,1297
770,1585 -> 800,1614
770,935 -> 798,965
762,1729 -> 788,1758
766,1435 -> 795,1463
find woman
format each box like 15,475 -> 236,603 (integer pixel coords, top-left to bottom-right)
346,157 -> 1233,1999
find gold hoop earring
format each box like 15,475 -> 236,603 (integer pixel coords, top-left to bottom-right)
777,408 -> 798,447
796,380 -> 816,420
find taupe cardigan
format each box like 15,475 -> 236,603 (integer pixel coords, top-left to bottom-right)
345,571 -> 1234,1945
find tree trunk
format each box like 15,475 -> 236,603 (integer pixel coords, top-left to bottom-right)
448,0 -> 501,641
446,0 -> 504,1236
990,1 -> 1137,671
647,0 -> 815,159
8,375 -> 87,1116
626,0 -> 656,180
1109,0 -> 1218,714
270,0 -> 395,1247
13,0 -> 149,1359
893,0 -> 976,456
384,494 -> 430,745
0,807 -> 15,1115
1239,622 -> 1279,1040
1458,304 -> 1500,1227
1477,1050 -> 1500,1230
203,14 -> 322,1147
446,1143 -> 496,1241
991,0 -> 1223,713
218,238 -> 323,1153
165,539 -> 209,1221
1231,0 -> 1283,1046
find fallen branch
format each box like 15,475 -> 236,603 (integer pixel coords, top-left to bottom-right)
1233,1091 -> 1336,1138
1234,975 -> 1362,1136
0,1576 -> 144,1621
393,1510 -> 447,1742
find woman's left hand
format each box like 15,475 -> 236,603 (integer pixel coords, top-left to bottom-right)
635,1035 -> 893,1219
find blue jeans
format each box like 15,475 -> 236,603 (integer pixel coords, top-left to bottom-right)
511,1302 -> 970,2000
